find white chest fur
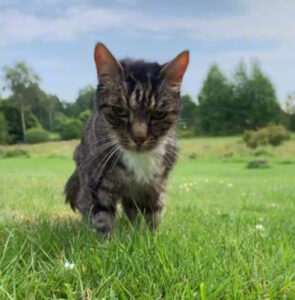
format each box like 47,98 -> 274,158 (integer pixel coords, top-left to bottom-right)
121,149 -> 163,184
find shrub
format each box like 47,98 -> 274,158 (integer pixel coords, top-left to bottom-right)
243,125 -> 290,149
267,124 -> 290,146
0,149 -> 30,159
79,109 -> 91,124
247,159 -> 270,169
253,148 -> 273,157
59,119 -> 83,140
177,129 -> 195,138
25,128 -> 50,144
189,152 -> 198,159
49,133 -> 61,142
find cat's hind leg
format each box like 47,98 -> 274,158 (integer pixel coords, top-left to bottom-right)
64,170 -> 80,210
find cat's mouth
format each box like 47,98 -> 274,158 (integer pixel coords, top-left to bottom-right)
121,138 -> 154,152
124,143 -> 149,152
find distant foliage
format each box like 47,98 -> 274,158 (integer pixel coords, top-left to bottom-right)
3,62 -> 41,141
59,119 -> 83,140
283,92 -> 295,131
79,109 -> 91,124
179,95 -> 199,132
198,64 -> 234,135
233,61 -> 280,130
177,129 -> 195,138
243,125 -> 290,149
247,159 -> 270,169
198,61 -> 281,135
0,101 -> 40,143
63,86 -> 95,117
0,149 -> 30,159
25,128 -> 50,144
0,111 -> 10,144
1,59 -> 292,144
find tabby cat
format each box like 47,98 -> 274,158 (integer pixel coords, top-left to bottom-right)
65,43 -> 189,235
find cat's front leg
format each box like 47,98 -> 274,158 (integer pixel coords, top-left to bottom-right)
89,183 -> 118,236
142,197 -> 164,229
123,191 -> 165,229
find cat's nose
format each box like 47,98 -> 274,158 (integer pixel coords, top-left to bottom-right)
132,136 -> 146,146
132,122 -> 147,146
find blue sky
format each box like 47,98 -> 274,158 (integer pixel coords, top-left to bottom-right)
1,0 -> 294,104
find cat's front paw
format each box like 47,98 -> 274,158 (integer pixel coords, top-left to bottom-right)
91,211 -> 114,237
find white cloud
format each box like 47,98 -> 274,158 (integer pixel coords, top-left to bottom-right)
1,0 -> 295,44
0,8 -> 129,43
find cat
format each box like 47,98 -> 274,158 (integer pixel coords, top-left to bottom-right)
65,43 -> 189,235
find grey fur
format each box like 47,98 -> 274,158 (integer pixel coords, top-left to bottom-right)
65,44 -> 189,235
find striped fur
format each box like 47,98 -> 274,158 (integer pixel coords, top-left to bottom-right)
65,43 -> 189,235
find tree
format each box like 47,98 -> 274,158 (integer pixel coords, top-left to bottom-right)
21,83 -> 63,131
198,64 -> 234,135
284,92 -> 295,131
64,85 -> 95,117
0,99 -> 40,143
179,95 -> 198,128
79,109 -> 91,124
3,62 -> 40,141
232,60 -> 280,130
59,119 -> 83,140
285,92 -> 295,114
198,61 -> 281,135
47,94 -> 63,131
0,111 -> 9,144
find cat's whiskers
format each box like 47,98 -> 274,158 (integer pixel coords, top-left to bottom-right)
92,145 -> 120,179
80,141 -> 116,169
90,136 -> 112,146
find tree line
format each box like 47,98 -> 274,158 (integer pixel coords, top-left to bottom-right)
0,62 -> 95,144
180,61 -> 295,136
0,60 -> 295,144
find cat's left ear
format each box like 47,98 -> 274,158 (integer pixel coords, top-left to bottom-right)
94,43 -> 123,83
160,50 -> 189,88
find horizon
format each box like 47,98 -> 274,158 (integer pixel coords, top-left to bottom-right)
1,0 -> 294,103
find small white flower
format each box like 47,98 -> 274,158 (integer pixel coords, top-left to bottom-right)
64,262 -> 75,270
255,224 -> 265,231
219,180 -> 224,184
228,183 -> 233,188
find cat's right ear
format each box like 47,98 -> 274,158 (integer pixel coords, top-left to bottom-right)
94,43 -> 123,83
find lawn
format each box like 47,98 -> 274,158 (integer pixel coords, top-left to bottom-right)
0,138 -> 295,299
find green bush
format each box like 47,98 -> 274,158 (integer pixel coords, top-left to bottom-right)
189,152 -> 198,159
0,149 -> 30,159
177,129 -> 195,138
243,125 -> 290,149
246,159 -> 270,169
79,109 -> 91,124
267,124 -> 290,146
25,128 -> 50,144
59,119 -> 83,140
49,133 -> 61,142
253,148 -> 273,157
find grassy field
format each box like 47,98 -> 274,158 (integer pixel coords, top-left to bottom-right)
0,137 -> 295,299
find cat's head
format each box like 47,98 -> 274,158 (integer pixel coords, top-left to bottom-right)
94,43 -> 189,152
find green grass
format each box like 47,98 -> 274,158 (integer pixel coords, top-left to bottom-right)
0,138 -> 295,299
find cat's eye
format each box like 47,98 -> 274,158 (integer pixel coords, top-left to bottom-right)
112,106 -> 128,117
151,111 -> 167,120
